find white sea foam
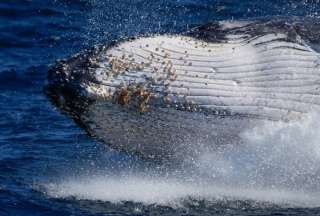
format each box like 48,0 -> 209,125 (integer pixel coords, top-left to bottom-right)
44,113 -> 320,207
45,175 -> 320,207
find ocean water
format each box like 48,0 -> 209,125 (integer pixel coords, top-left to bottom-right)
2,0 -> 320,215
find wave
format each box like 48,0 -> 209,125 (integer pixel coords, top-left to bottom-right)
0,66 -> 47,90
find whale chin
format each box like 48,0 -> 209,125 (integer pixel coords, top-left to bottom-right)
46,18 -> 320,162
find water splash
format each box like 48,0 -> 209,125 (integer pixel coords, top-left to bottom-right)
196,112 -> 320,191
43,112 -> 320,207
45,175 -> 320,207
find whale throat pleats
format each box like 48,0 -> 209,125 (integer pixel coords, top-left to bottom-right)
91,33 -> 320,120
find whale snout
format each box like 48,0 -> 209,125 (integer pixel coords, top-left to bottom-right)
45,47 -> 112,111
45,61 -> 85,110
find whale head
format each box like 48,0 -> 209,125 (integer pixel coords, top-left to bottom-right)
45,19 -> 320,161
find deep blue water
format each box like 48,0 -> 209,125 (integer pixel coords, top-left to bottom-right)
2,1 -> 320,215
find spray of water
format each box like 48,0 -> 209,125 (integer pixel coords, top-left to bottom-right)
44,113 -> 320,207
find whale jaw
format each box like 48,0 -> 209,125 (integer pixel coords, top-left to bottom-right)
46,19 -> 320,161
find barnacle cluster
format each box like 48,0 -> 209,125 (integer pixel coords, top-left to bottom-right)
107,56 -> 148,77
101,37 -> 217,112
114,85 -> 151,113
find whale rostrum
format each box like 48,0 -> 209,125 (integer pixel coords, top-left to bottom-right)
46,18 -> 320,161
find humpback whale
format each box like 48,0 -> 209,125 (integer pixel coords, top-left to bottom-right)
46,18 -> 320,161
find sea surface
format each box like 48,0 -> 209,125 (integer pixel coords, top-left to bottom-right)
2,0 -> 320,215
